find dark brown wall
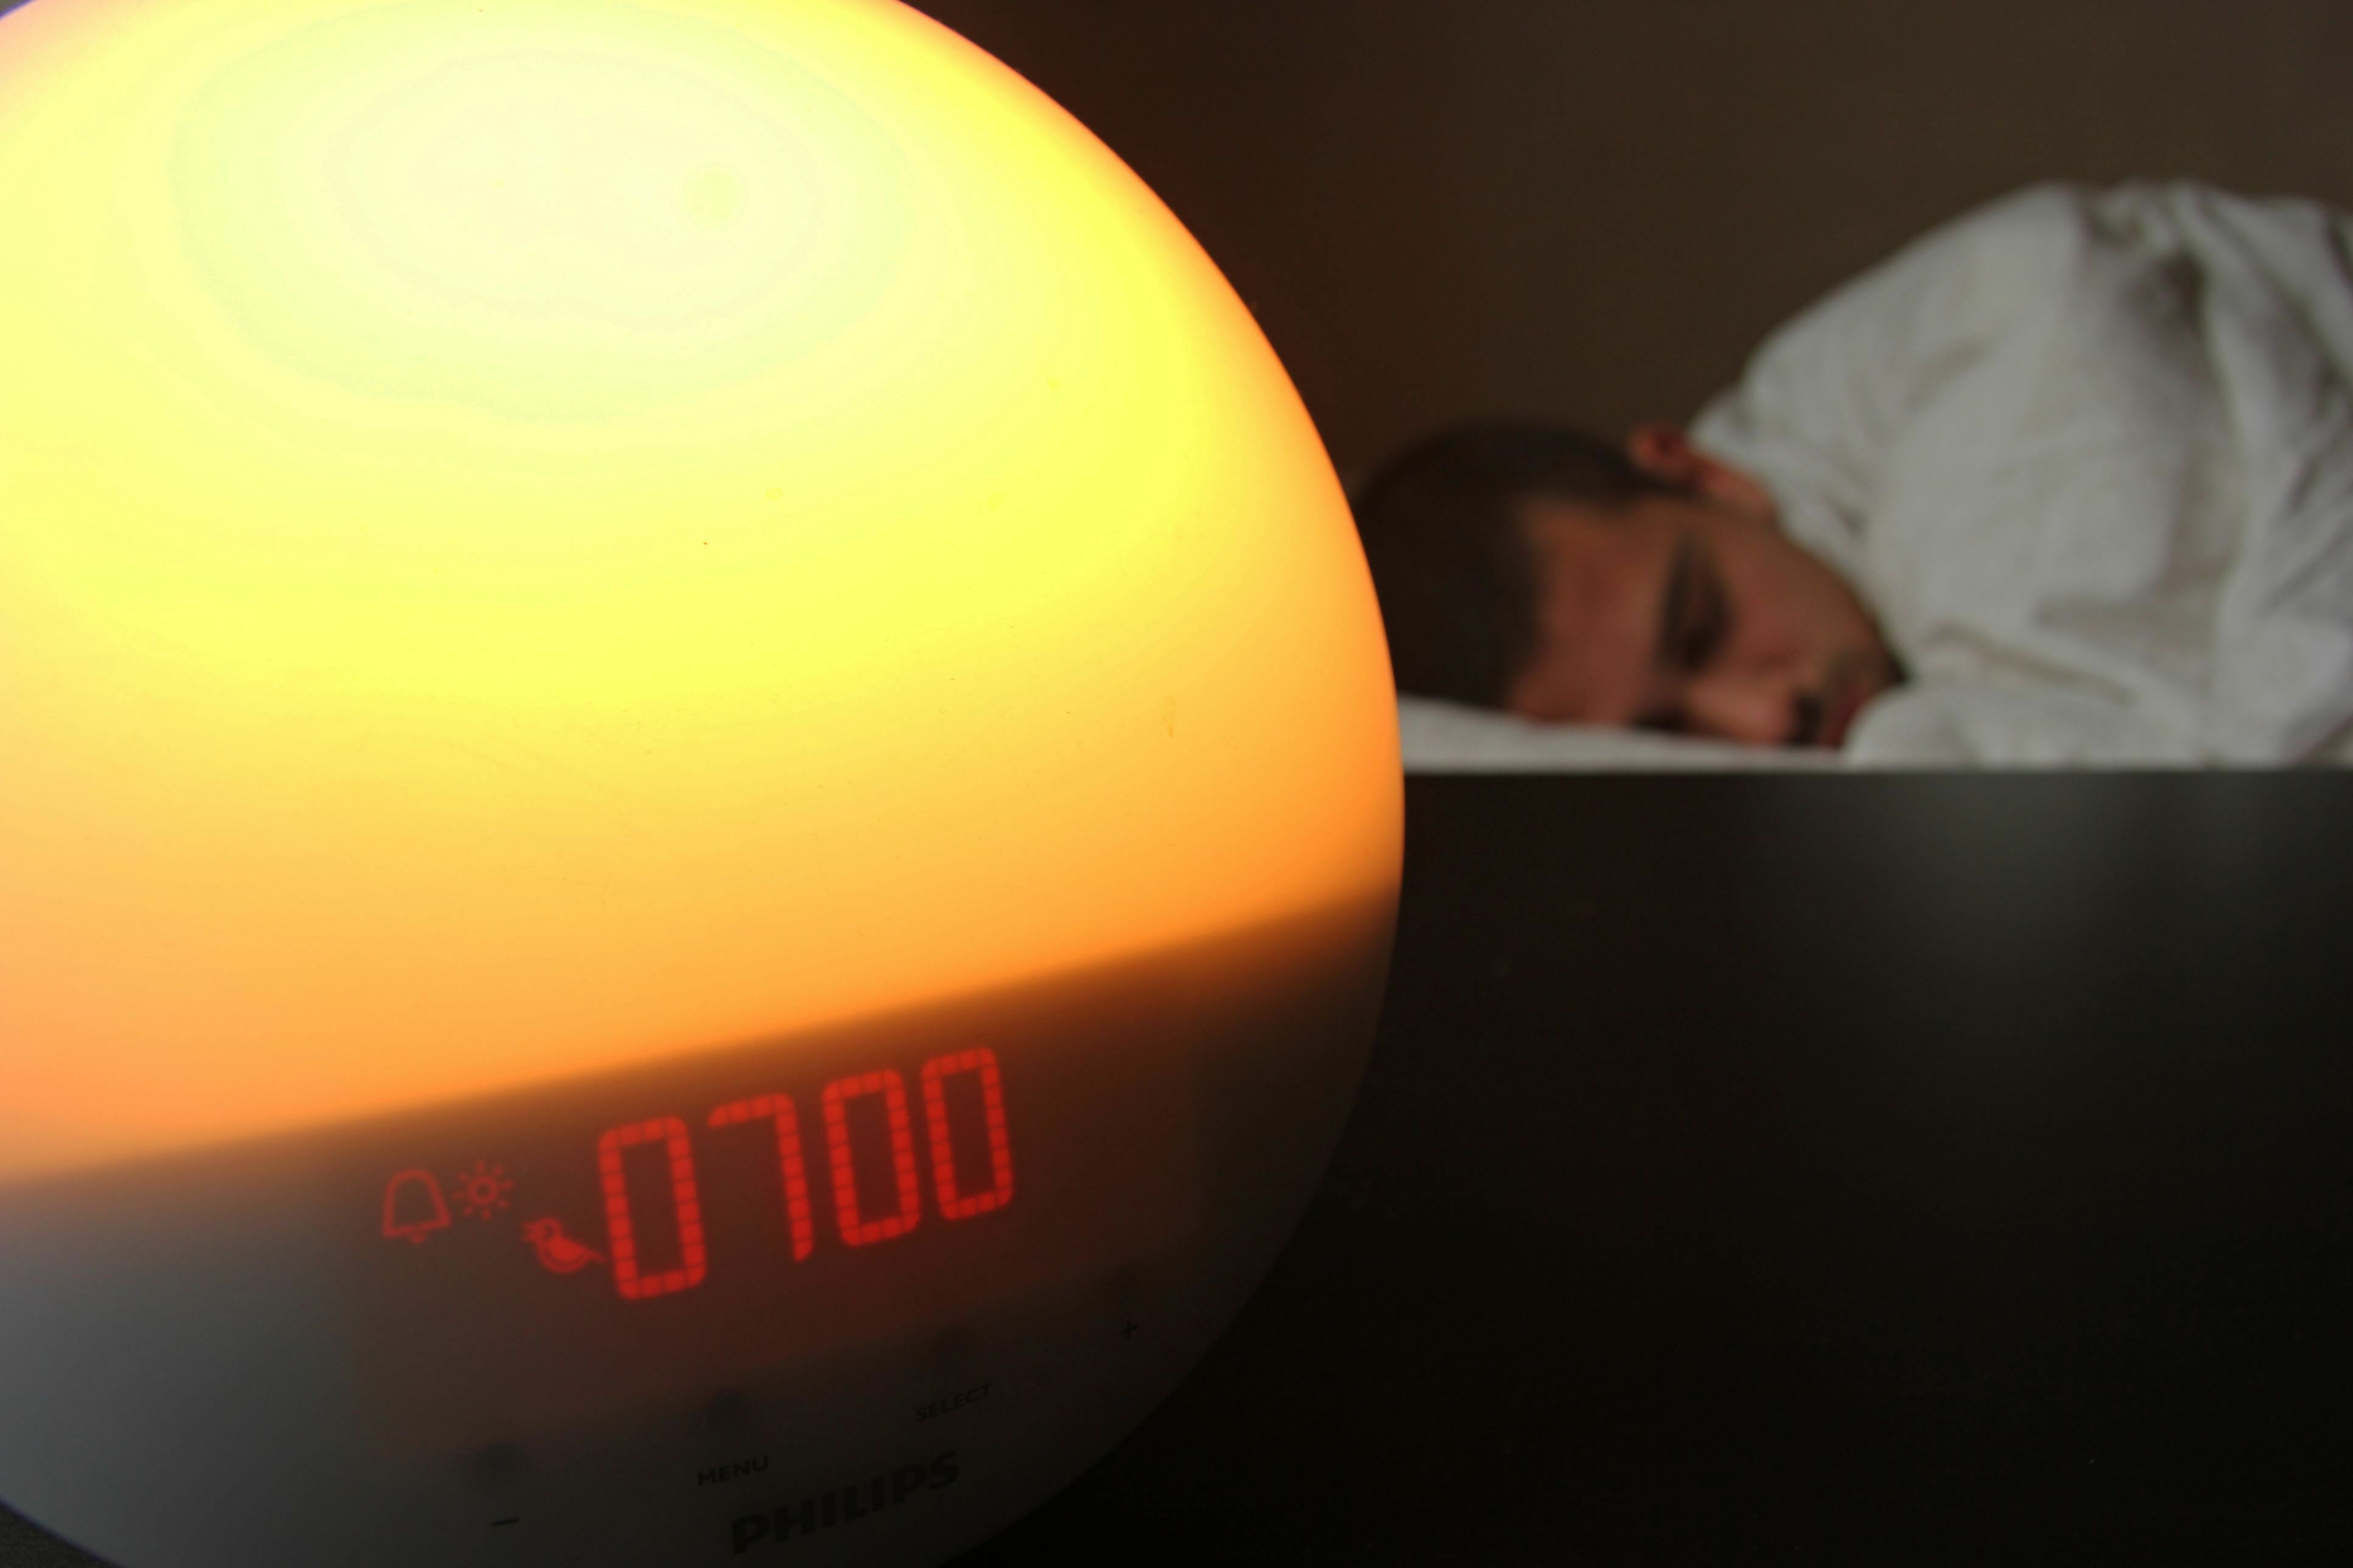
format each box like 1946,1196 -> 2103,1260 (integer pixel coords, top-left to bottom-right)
912,0 -> 2353,480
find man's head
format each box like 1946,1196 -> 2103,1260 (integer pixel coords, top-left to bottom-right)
1352,420 -> 1903,748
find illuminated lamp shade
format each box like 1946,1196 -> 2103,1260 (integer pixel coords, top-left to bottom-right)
0,2 -> 1401,1566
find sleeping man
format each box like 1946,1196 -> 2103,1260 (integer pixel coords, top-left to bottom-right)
1353,181 -> 2353,764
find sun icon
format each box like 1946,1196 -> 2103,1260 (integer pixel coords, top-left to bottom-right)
452,1160 -> 514,1221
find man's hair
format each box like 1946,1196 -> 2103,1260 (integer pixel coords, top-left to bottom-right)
1350,421 -> 1674,707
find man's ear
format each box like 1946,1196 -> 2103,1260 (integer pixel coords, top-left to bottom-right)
1626,423 -> 1776,520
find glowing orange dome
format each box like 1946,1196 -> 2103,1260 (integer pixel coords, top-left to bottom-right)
0,0 -> 1402,1183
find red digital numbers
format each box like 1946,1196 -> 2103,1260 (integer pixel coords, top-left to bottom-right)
597,1116 -> 708,1300
706,1094 -> 816,1262
592,1047 -> 1013,1301
923,1048 -> 1014,1220
821,1069 -> 923,1247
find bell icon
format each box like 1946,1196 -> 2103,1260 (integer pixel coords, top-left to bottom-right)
382,1169 -> 452,1244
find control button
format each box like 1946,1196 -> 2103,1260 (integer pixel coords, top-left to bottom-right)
465,1442 -> 528,1489
705,1389 -> 757,1438
1110,1263 -> 1144,1341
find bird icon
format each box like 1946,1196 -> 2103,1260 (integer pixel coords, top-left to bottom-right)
521,1217 -> 606,1274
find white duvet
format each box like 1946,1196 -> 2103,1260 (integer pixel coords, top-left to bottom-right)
1688,179 -> 2353,767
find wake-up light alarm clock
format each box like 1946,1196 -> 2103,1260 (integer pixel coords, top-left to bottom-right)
0,1 -> 1402,1563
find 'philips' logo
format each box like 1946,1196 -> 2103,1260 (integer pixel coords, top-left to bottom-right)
730,1451 -> 959,1553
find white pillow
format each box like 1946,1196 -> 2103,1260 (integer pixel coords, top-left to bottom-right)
1398,695 -> 1849,772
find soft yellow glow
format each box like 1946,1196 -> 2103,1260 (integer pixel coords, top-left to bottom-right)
0,0 -> 1400,1180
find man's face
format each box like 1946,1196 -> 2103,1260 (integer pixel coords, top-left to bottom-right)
1504,436 -> 1901,748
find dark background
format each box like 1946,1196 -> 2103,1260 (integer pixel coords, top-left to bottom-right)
913,0 -> 2353,482
953,775 -> 2353,1562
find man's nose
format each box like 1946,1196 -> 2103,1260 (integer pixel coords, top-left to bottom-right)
1683,670 -> 1813,747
